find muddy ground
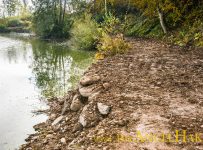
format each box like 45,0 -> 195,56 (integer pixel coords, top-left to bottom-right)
20,38 -> 203,150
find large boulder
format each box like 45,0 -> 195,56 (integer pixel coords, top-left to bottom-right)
80,75 -> 100,86
79,85 -> 103,98
70,95 -> 83,112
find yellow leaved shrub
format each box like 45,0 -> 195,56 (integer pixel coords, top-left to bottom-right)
95,32 -> 131,60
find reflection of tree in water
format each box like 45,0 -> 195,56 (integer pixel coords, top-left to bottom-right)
7,46 -> 18,64
6,42 -> 28,64
0,34 -> 29,64
30,40 -> 93,98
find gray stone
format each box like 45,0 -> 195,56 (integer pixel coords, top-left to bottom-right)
73,123 -> 83,133
103,82 -> 111,90
79,105 -> 99,128
70,95 -> 83,111
131,112 -> 142,121
61,100 -> 69,115
79,85 -> 103,97
46,134 -> 54,139
49,114 -> 57,120
97,103 -> 111,115
68,139 -> 77,149
60,138 -> 66,144
115,119 -> 127,126
97,129 -> 105,135
52,116 -> 63,126
79,114 -> 87,127
88,91 -> 101,101
61,92 -> 74,115
80,75 -> 100,86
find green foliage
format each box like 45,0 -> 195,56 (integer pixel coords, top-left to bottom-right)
0,19 -> 8,33
91,0 -> 203,47
170,20 -> 203,47
123,14 -> 163,38
32,9 -> 55,37
33,11 -> 72,38
70,0 -> 89,15
19,11 -> 32,22
3,0 -> 20,16
32,0 -> 72,38
0,18 -> 8,26
70,14 -> 100,50
49,22 -> 72,39
0,24 -> 9,32
7,18 -> 23,27
96,32 -> 131,59
2,0 -> 202,48
101,12 -> 121,35
0,16 -> 31,33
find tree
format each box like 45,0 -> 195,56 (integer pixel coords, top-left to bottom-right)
131,0 -> 177,34
157,5 -> 167,34
22,0 -> 28,8
3,0 -> 19,16
32,0 -> 72,38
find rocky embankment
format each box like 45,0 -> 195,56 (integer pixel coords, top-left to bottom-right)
20,38 -> 203,150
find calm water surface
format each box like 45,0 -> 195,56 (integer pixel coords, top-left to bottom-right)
0,33 -> 94,150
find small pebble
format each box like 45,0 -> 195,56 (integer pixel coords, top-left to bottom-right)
60,138 -> 66,144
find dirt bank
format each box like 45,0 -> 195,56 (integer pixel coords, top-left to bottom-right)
20,38 -> 203,150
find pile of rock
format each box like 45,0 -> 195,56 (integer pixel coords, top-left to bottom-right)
53,74 -> 111,129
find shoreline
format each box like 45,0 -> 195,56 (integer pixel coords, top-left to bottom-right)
20,38 -> 203,150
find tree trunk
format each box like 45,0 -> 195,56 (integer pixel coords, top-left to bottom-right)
157,7 -> 167,34
23,0 -> 27,8
93,0 -> 96,13
53,1 -> 57,23
59,0 -> 63,24
104,0 -> 107,15
62,0 -> 67,24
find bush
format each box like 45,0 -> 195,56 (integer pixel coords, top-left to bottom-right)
47,19 -> 72,39
169,20 -> 203,47
32,8 -> 72,39
0,18 -> 8,26
95,32 -> 131,59
7,18 -> 23,27
0,24 -> 9,33
101,12 -> 121,35
70,14 -> 100,50
32,11 -> 55,37
22,20 -> 31,27
123,14 -> 163,37
0,17 -> 32,33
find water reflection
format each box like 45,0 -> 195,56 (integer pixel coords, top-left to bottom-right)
30,39 -> 94,97
0,34 -> 93,149
1,33 -> 94,98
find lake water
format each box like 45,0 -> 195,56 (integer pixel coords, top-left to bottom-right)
0,33 -> 94,150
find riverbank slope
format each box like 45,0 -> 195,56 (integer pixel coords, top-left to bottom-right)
20,38 -> 203,150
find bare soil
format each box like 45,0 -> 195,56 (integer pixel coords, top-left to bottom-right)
20,38 -> 203,150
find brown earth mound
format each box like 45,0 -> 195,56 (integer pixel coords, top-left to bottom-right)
20,38 -> 203,150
